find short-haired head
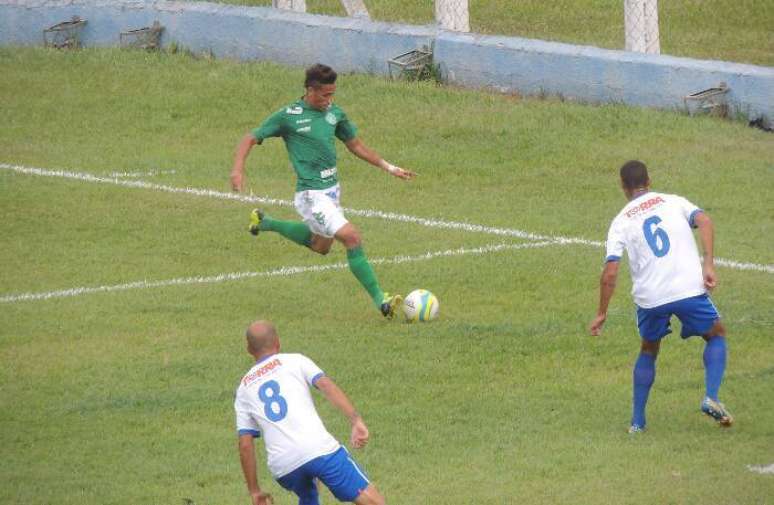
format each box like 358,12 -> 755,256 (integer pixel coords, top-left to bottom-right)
619,160 -> 650,197
305,64 -> 337,89
245,320 -> 280,357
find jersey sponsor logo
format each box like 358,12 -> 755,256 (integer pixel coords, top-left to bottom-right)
296,118 -> 312,124
285,106 -> 303,115
242,358 -> 283,386
320,167 -> 337,179
325,112 -> 337,125
296,126 -> 311,133
626,196 -> 665,218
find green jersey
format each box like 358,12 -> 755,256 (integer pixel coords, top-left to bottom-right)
252,99 -> 358,191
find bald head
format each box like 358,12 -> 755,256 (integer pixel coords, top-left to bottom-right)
245,320 -> 280,357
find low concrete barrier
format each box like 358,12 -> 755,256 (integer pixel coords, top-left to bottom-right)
435,31 -> 774,123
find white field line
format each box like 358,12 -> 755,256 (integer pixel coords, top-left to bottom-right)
2,163 -> 773,274
747,463 -> 774,475
107,169 -> 177,178
0,163 -> 594,243
0,241 -> 557,304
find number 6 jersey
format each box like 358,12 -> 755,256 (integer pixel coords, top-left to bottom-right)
235,353 -> 340,478
605,192 -> 706,308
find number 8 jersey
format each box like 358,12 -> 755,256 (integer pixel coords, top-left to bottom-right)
235,353 -> 340,478
605,192 -> 706,309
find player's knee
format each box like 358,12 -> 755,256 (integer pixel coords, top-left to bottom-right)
705,320 -> 726,339
341,232 -> 361,249
640,339 -> 660,356
334,223 -> 362,249
355,485 -> 385,505
309,236 -> 333,255
314,244 -> 332,256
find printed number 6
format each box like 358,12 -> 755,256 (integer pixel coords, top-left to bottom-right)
258,380 -> 288,422
643,216 -> 670,257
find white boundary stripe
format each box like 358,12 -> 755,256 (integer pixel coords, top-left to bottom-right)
715,258 -> 774,273
0,163 -> 292,208
747,463 -> 774,475
2,163 -> 772,274
0,241 -> 558,304
107,169 -> 177,178
0,163 -> 591,243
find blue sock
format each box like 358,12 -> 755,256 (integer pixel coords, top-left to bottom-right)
632,352 -> 656,428
703,336 -> 727,401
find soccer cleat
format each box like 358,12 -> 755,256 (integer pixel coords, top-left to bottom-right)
628,424 -> 646,434
380,293 -> 403,319
701,397 -> 734,427
248,209 -> 264,236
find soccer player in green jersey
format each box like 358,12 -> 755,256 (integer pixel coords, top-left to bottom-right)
230,64 -> 416,318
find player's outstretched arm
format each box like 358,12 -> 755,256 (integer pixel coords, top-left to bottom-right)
231,134 -> 259,192
590,260 -> 620,336
316,376 -> 370,449
238,434 -> 274,505
694,212 -> 717,290
344,138 -> 416,180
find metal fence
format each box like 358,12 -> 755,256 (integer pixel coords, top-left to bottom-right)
271,0 -> 665,55
624,0 -> 660,54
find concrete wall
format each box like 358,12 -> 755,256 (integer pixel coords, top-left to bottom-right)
1,0 -> 772,123
0,0 -> 435,74
435,31 -> 774,122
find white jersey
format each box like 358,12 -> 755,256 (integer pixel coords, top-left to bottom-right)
234,353 -> 340,478
605,191 -> 706,308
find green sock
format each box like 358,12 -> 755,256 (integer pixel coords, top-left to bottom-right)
261,216 -> 312,248
346,246 -> 384,308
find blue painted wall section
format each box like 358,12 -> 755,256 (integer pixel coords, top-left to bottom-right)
0,0 -> 435,73
435,31 -> 774,122
1,0 -> 772,123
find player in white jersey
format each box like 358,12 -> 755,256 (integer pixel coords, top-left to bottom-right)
235,321 -> 385,505
589,160 -> 733,433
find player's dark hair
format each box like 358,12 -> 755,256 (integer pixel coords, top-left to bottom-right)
620,160 -> 650,190
304,64 -> 337,88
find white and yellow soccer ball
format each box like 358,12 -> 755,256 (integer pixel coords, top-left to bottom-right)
402,289 -> 439,322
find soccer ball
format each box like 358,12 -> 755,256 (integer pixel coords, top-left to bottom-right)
402,289 -> 439,322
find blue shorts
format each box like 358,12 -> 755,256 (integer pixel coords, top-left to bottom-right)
276,447 -> 369,505
636,293 -> 721,341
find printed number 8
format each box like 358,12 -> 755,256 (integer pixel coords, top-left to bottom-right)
258,380 -> 288,421
643,216 -> 671,257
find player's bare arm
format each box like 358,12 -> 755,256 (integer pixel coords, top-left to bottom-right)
316,376 -> 370,448
231,134 -> 260,192
694,212 -> 717,290
590,260 -> 620,336
238,434 -> 274,505
344,137 -> 416,180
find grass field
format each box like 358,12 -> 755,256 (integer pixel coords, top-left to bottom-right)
1,47 -> 773,504
208,0 -> 774,67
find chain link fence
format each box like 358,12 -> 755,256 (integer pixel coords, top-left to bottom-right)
270,1 -> 656,50
272,0 -> 306,13
624,0 -> 660,54
339,0 -> 370,19
435,0 -> 469,32
261,0 -> 770,65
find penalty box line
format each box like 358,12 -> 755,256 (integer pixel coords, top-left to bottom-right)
2,163 -> 772,275
0,241 -> 559,304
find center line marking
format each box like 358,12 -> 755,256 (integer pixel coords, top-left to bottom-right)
0,241 -> 559,304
